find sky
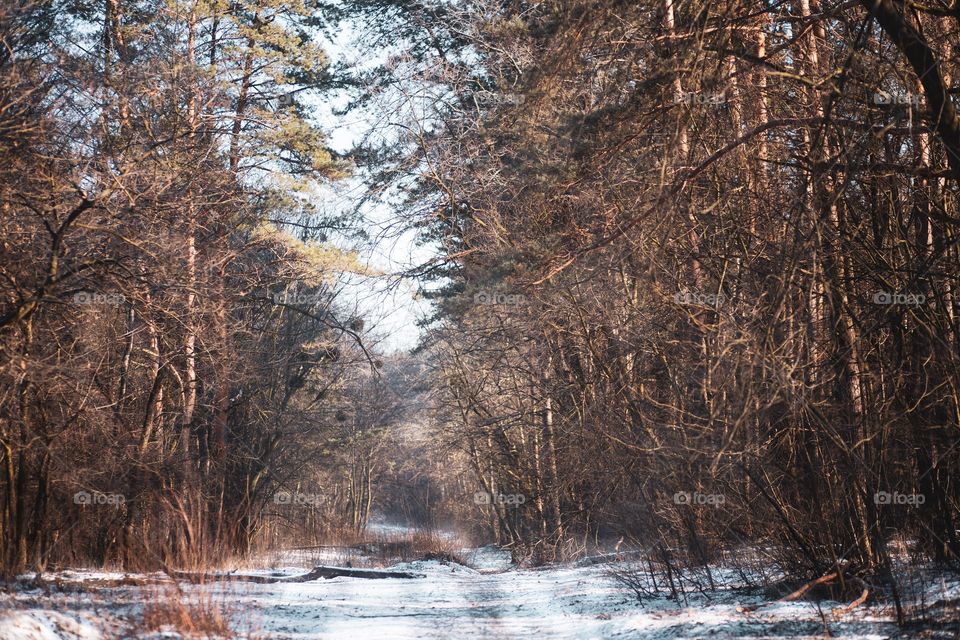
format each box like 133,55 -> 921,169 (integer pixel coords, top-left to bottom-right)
310,21 -> 438,354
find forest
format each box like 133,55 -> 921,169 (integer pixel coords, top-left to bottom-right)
1,0 -> 959,638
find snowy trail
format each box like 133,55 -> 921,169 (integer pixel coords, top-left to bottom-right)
197,558 -> 896,639
1,550 -> 910,639
233,561 -> 627,638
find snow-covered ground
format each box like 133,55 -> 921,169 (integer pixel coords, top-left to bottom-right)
0,546 -> 952,639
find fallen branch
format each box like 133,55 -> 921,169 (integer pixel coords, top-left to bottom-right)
169,565 -> 424,584
833,577 -> 870,618
782,571 -> 839,602
738,569 -> 871,618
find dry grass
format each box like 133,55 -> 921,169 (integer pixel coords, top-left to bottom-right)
130,583 -> 254,639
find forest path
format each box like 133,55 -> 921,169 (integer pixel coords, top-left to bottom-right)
0,549 -> 904,639
160,554 -> 899,639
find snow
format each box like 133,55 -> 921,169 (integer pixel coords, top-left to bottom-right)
3,550 -> 954,639
458,545 -> 513,572
0,610 -> 103,640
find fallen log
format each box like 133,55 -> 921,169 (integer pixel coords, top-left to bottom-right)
168,565 -> 424,584
304,566 -> 424,580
